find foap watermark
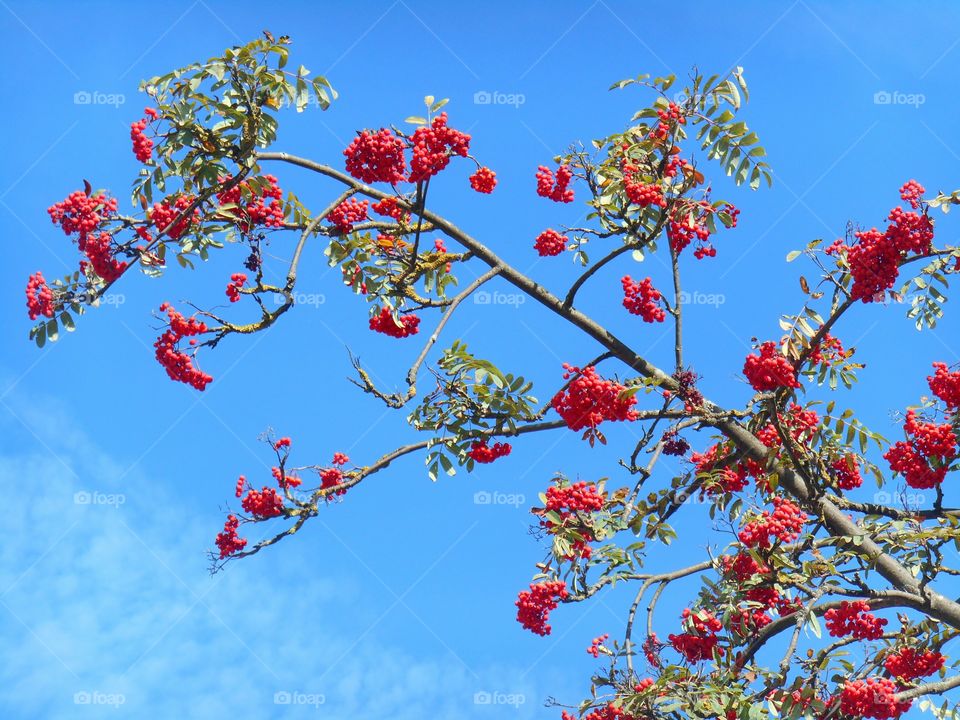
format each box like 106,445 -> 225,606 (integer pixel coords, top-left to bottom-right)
74,691 -> 125,707
474,691 -> 526,708
71,291 -> 125,307
73,90 -> 126,108
275,292 -> 326,308
873,90 -> 925,108
74,490 -> 126,508
678,290 -> 725,308
670,488 -> 706,506
673,90 -> 705,106
874,490 -> 927,506
473,90 -> 526,108
474,490 -> 525,508
274,690 -> 325,707
474,290 -> 526,308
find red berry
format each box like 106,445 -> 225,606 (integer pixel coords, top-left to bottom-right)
469,166 -> 497,193
534,228 -> 568,257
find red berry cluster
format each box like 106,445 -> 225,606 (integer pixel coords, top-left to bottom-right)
753,405 -> 819,455
808,333 -> 847,366
551,364 -> 639,431
624,178 -> 665,208
832,455 -> 864,490
667,200 -> 721,259
827,183 -> 934,302
516,580 -> 568,636
621,275 -> 666,322
320,452 -> 350,496
26,272 -> 56,320
669,608 -> 723,662
150,195 -> 199,239
690,443 -> 754,495
344,128 -> 407,184
271,466 -> 302,491
929,362 -> 960,409
534,228 -> 568,257
409,113 -> 471,183
241,486 -> 284,518
153,302 -> 212,390
469,167 -> 497,193
738,497 -> 808,548
538,480 -> 603,562
48,189 -> 118,246
824,600 -> 887,640
642,633 -> 661,667
130,107 -> 159,163
467,439 -> 512,464
369,307 -> 420,338
535,164 -> 574,203
586,633 -> 609,658
225,273 -> 247,302
729,604 -> 773,636
562,705 -> 637,720
884,409 -> 957,489
900,180 -> 925,209
545,480 -> 605,515
650,102 -> 685,141
217,175 -> 285,232
80,232 -> 127,282
839,678 -> 911,720
328,198 -> 369,234
743,341 -> 801,392
884,647 -> 945,680
372,196 -> 407,221
622,161 -> 666,208
634,678 -> 655,693
719,551 -> 770,583
215,514 -> 247,558
885,205 -> 933,254
766,690 -> 815,716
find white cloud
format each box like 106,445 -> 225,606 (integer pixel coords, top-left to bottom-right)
0,392 -> 545,719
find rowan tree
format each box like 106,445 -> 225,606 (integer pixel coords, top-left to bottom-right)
23,34 -> 960,720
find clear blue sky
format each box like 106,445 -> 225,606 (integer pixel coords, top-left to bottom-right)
2,1 -> 959,718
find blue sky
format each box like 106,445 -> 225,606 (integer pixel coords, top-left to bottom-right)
2,1 -> 960,718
